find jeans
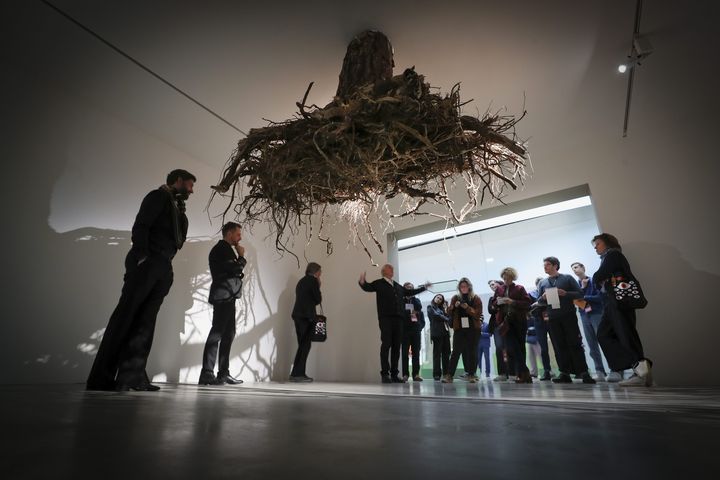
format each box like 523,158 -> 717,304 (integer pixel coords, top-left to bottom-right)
202,301 -> 237,376
526,342 -> 542,376
534,316 -> 553,373
477,339 -> 491,376
580,310 -> 607,374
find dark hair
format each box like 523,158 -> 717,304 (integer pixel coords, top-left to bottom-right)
543,256 -> 560,269
167,169 -> 197,185
570,262 -> 584,269
488,279 -> 505,286
306,262 -> 322,276
592,233 -> 622,251
433,294 -> 445,305
221,221 -> 242,236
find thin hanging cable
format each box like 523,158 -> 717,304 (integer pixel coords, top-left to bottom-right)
40,0 -> 246,135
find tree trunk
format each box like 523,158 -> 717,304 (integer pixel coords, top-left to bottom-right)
336,30 -> 394,100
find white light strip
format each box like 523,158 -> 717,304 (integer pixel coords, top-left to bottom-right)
397,196 -> 593,249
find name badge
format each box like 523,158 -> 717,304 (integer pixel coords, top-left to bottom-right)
461,317 -> 470,328
405,303 -> 413,311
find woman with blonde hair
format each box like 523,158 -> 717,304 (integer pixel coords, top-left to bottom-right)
489,267 -> 533,383
443,278 -> 483,383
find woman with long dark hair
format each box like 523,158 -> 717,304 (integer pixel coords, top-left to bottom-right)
443,278 -> 483,383
427,294 -> 451,381
592,233 -> 653,387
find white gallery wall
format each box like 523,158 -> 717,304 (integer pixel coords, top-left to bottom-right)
1,0 -> 718,385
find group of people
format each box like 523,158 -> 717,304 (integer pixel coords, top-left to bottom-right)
86,170 -> 324,391
86,169 -> 652,392
360,235 -> 653,388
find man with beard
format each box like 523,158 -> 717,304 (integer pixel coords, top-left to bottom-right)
87,169 -> 195,391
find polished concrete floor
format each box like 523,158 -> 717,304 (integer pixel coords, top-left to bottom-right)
2,380 -> 719,479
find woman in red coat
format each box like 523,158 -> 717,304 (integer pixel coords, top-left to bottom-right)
490,267 -> 533,383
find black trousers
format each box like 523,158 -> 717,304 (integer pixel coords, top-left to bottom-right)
548,311 -> 589,375
597,300 -> 644,371
504,318 -> 530,377
379,315 -> 403,377
448,329 -> 479,376
402,329 -> 422,377
291,316 -> 313,377
202,301 -> 237,376
493,330 -> 516,376
87,253 -> 173,389
431,335 -> 451,377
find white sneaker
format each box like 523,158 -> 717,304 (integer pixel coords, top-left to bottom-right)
619,374 -> 646,387
606,371 -> 623,382
635,360 -> 653,386
595,371 -> 607,382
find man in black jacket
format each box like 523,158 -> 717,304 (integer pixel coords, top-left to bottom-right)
359,264 -> 430,383
199,222 -> 247,386
87,169 -> 195,391
401,283 -> 426,382
290,262 -> 323,382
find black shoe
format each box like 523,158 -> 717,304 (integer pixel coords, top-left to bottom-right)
116,382 -> 160,392
552,373 -> 573,384
540,372 -> 553,381
217,373 -> 243,385
391,376 -> 405,383
433,376 -> 441,381
198,373 -> 219,386
289,375 -> 314,383
581,372 -> 597,384
381,375 -> 392,384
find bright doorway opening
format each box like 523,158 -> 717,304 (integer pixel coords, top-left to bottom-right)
392,185 -> 608,378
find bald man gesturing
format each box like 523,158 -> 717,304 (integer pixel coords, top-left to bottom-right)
360,264 -> 431,383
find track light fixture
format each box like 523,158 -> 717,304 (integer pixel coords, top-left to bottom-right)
618,35 -> 653,74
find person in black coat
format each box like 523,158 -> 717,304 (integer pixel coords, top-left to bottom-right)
199,222 -> 247,386
427,294 -> 451,381
86,169 -> 195,391
592,233 -> 653,387
290,262 -> 323,382
359,264 -> 430,383
401,283 -> 426,381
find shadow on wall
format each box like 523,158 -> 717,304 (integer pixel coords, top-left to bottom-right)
2,224 -> 298,385
624,242 -> 720,386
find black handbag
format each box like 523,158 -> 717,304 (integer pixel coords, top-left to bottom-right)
311,305 -> 327,342
610,254 -> 648,309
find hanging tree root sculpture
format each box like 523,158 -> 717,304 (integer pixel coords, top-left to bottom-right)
211,30 -> 529,264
